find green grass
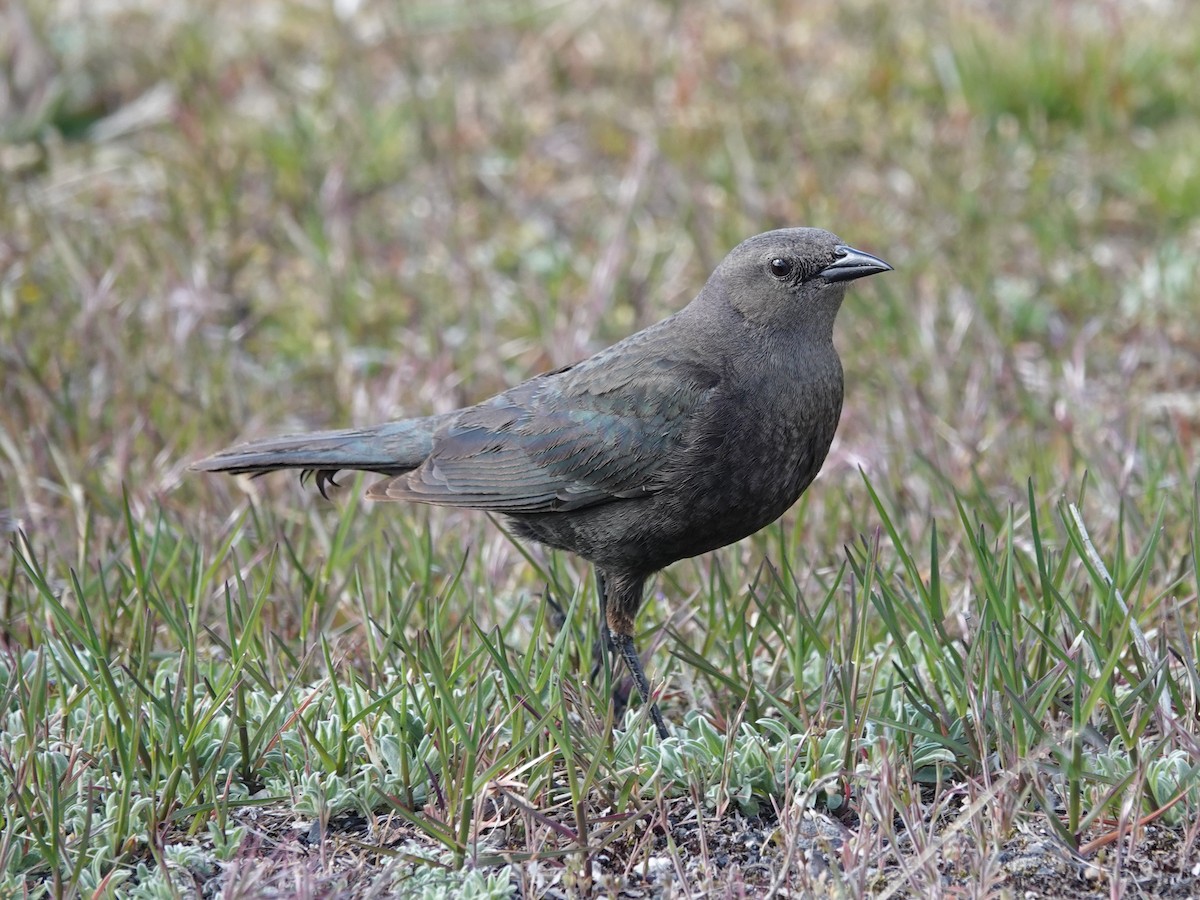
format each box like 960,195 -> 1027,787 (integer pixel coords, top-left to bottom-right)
3,0 -> 1200,896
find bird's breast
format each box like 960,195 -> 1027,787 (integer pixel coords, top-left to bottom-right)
663,348 -> 843,539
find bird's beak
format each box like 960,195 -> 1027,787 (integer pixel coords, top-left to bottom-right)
819,245 -> 893,283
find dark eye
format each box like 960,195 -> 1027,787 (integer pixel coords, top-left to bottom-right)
769,258 -> 793,278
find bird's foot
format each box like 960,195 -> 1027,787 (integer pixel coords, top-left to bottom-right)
612,631 -> 669,739
542,589 -> 568,632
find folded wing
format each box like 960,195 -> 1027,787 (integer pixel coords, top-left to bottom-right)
369,355 -> 720,513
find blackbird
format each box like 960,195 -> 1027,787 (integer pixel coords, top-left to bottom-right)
193,228 -> 892,737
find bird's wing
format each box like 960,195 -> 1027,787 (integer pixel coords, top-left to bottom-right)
367,354 -> 720,512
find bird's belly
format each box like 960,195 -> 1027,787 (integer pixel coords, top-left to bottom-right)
666,437 -> 824,551
511,396 -> 839,573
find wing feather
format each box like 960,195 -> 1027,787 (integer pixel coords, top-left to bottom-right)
368,352 -> 720,512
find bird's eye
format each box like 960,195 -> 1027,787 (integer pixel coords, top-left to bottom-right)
769,258 -> 793,278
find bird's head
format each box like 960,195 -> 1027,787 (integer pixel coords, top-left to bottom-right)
712,227 -> 892,337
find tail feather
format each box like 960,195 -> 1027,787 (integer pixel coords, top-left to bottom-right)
191,414 -> 455,497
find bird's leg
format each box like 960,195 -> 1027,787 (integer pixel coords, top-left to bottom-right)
597,568 -> 613,655
543,589 -> 567,632
603,571 -> 669,739
590,568 -> 614,683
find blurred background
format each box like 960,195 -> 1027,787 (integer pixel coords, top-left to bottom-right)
4,0 -> 1198,553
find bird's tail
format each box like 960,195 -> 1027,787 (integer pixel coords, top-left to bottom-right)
191,414 -> 455,497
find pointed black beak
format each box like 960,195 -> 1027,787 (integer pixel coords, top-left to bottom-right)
819,245 -> 893,283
